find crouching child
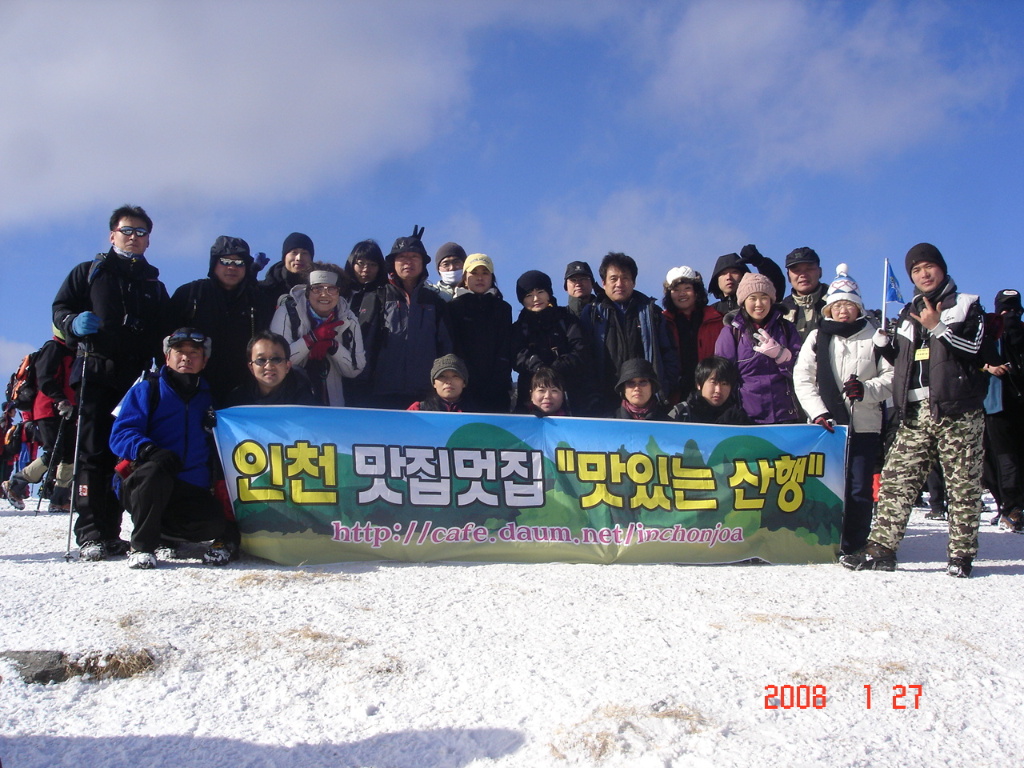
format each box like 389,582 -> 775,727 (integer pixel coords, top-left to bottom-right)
668,356 -> 751,425
110,328 -> 240,569
408,355 -> 470,412
522,367 -> 571,417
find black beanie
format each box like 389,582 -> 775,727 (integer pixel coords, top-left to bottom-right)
516,270 -> 554,304
904,243 -> 946,276
282,232 -> 315,260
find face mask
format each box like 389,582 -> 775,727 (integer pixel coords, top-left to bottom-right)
439,269 -> 463,286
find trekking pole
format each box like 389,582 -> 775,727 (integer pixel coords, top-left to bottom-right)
35,410 -> 70,515
65,343 -> 89,561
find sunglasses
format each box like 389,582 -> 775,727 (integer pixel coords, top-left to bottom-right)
116,226 -> 149,237
250,357 -> 286,368
218,257 -> 246,268
168,329 -> 208,345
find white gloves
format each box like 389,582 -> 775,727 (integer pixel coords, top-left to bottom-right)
752,329 -> 792,364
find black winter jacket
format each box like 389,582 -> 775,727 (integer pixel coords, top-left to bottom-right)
511,305 -> 590,409
668,390 -> 751,425
223,366 -> 319,407
52,249 -> 168,392
887,280 -> 987,419
168,278 -> 273,407
449,290 -> 513,413
580,291 -> 680,415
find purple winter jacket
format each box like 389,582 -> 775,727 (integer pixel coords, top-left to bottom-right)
714,308 -> 802,424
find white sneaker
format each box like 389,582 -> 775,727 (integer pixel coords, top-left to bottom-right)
127,551 -> 157,570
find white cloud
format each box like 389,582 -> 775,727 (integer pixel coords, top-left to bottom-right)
0,0 -> 612,229
641,0 -> 1012,178
536,187 -> 745,291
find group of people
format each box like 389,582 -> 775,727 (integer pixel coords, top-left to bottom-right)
3,203 -> 1021,578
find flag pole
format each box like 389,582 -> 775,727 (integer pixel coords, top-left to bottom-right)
881,258 -> 889,326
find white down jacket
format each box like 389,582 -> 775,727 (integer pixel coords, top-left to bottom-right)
793,323 -> 894,434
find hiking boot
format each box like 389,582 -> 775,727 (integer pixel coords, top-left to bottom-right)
127,551 -> 157,570
103,539 -> 131,557
155,540 -> 180,560
202,540 -> 239,566
947,557 -> 973,578
924,510 -> 946,521
998,509 -> 1024,533
2,480 -> 27,511
79,540 -> 106,561
840,542 -> 897,572
49,485 -> 71,509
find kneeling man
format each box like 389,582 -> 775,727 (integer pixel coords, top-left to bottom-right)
111,328 -> 239,569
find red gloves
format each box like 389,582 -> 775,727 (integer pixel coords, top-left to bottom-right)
843,375 -> 865,402
813,414 -> 835,433
304,320 -> 344,361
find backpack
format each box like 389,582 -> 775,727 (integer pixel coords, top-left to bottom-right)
5,350 -> 39,411
3,421 -> 23,459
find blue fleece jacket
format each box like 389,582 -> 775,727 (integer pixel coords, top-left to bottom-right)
109,366 -> 213,488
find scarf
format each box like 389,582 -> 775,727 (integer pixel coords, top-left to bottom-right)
791,285 -> 826,337
621,398 -> 656,419
813,318 -> 866,425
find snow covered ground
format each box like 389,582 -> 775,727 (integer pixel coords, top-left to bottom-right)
2,493 -> 1023,768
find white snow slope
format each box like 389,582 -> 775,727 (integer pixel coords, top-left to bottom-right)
2,495 -> 1023,768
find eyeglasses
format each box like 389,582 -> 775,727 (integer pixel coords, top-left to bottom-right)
168,329 -> 208,345
250,357 -> 286,368
309,285 -> 340,295
218,257 -> 246,268
116,226 -> 149,237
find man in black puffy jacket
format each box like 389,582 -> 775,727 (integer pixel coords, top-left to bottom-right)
52,204 -> 169,562
168,236 -> 273,407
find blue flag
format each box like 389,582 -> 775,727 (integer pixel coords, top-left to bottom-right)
885,260 -> 904,304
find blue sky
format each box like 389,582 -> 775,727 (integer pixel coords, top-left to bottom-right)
2,0 -> 1022,376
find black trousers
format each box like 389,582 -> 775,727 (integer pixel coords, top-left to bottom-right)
986,399 -> 1024,514
73,380 -> 125,544
122,462 -> 230,553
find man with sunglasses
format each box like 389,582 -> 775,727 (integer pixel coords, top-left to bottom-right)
224,331 -> 318,406
52,204 -> 169,562
111,328 -> 240,569
168,236 -> 273,407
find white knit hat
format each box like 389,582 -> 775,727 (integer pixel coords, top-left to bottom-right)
664,265 -> 700,289
824,263 -> 864,316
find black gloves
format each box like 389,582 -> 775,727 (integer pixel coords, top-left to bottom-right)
740,244 -> 764,266
137,444 -> 183,475
843,375 -> 865,402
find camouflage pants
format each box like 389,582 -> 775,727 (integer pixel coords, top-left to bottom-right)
870,401 -> 985,560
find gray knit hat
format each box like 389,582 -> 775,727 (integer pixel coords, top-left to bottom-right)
430,354 -> 468,384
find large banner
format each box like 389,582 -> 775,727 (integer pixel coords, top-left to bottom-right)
213,407 -> 847,566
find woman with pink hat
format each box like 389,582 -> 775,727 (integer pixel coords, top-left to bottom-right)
714,271 -> 802,424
